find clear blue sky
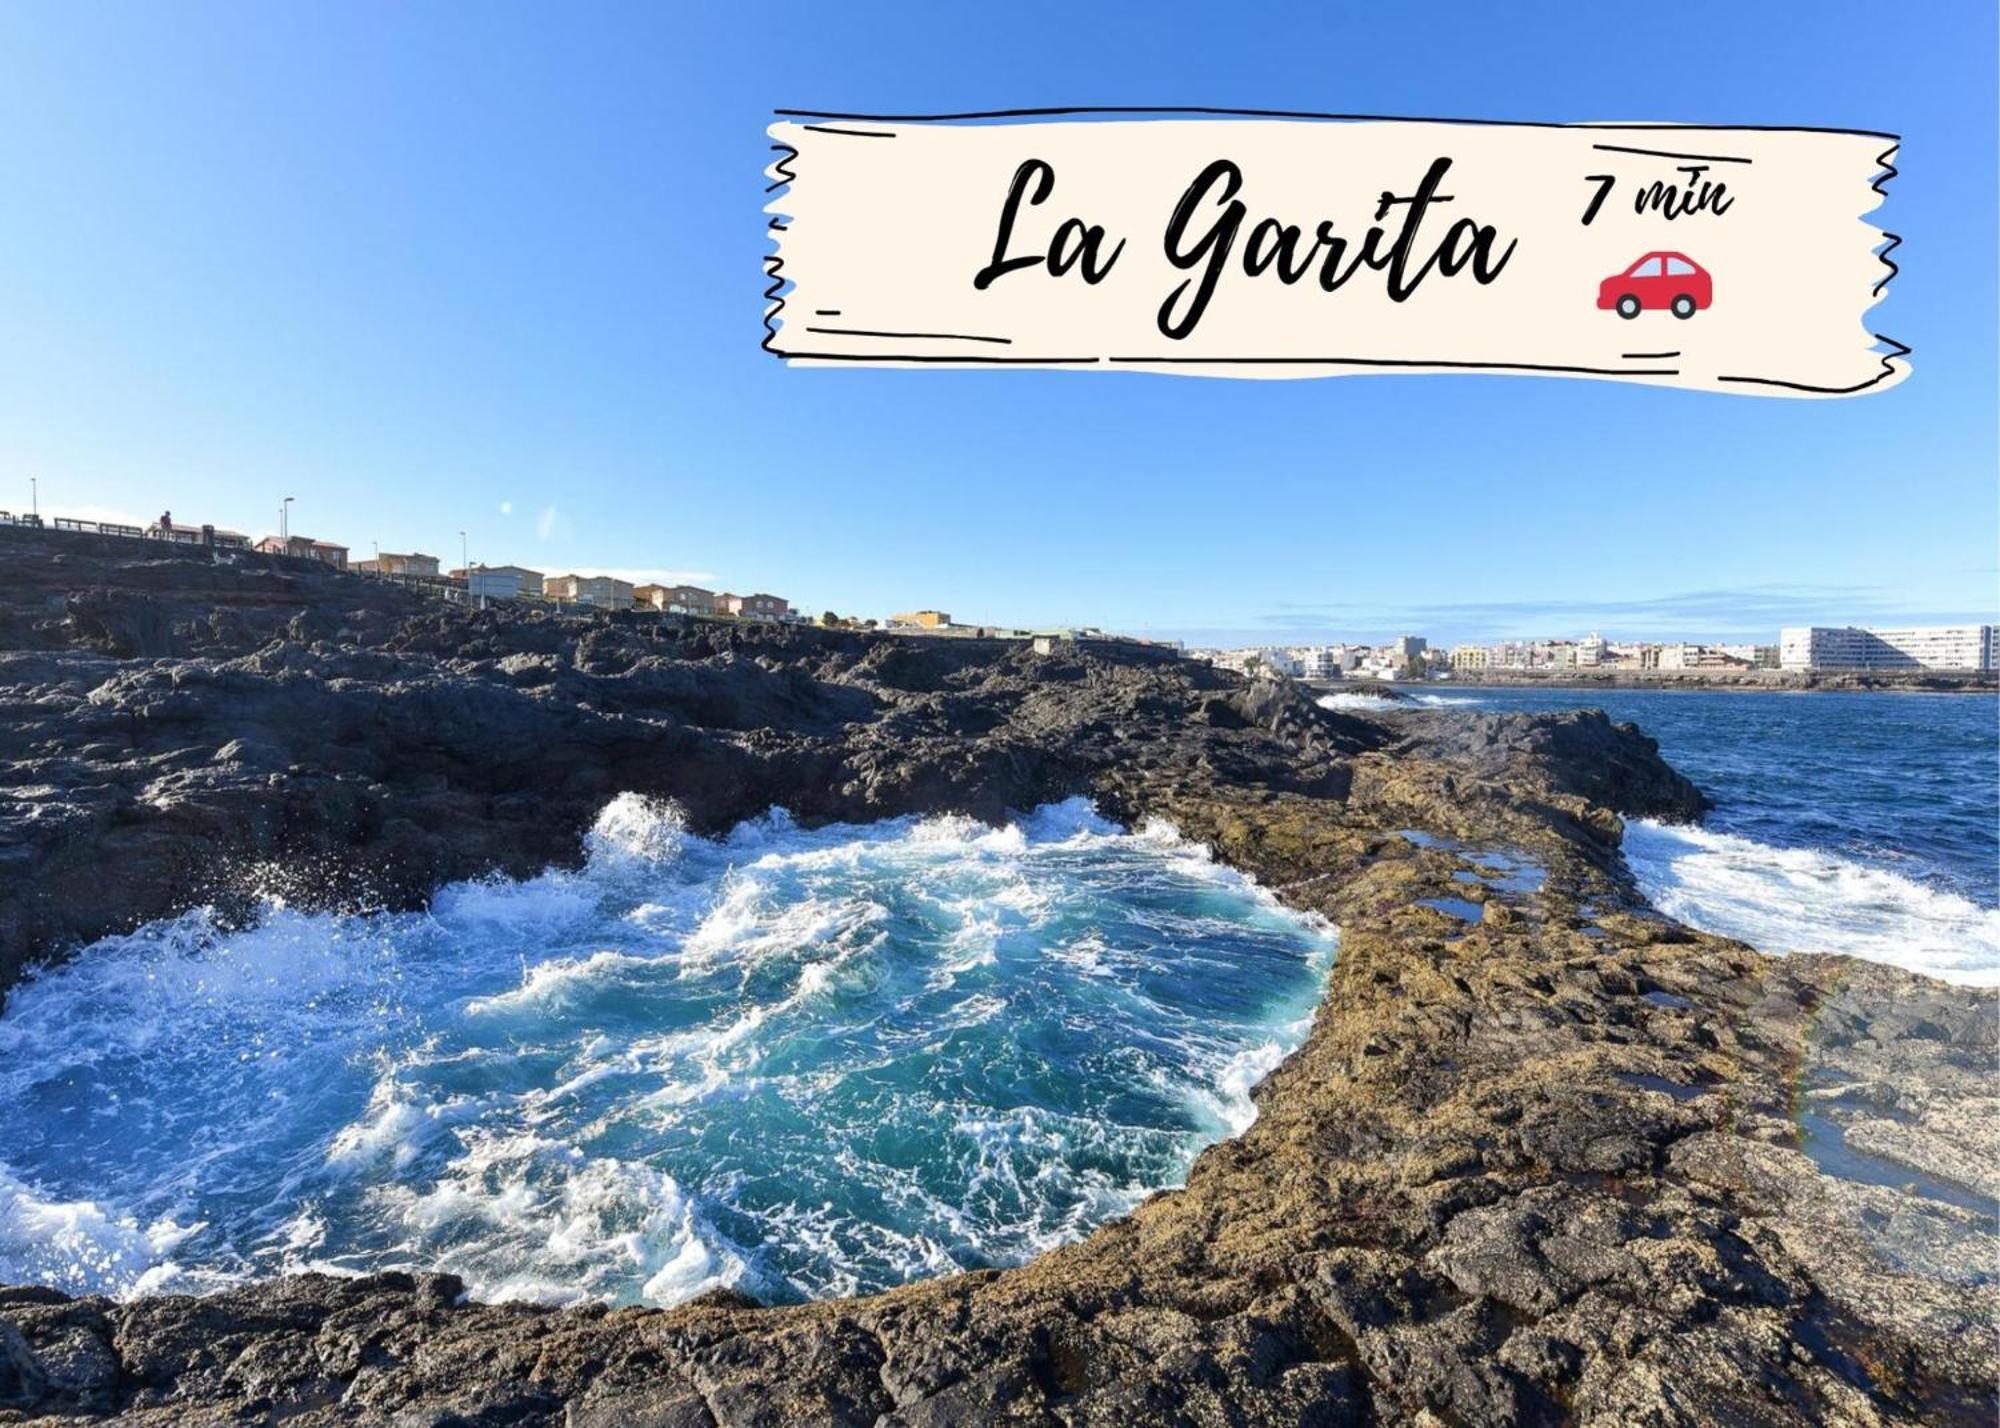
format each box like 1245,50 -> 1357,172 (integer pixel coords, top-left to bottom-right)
0,1 -> 1993,646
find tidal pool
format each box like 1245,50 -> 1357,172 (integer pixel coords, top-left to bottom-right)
0,797 -> 1335,1307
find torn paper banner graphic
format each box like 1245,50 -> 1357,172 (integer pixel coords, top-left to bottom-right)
764,111 -> 1905,397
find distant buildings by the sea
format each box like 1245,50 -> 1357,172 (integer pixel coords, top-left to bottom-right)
9,509 -> 1991,672
1195,625 -> 1999,680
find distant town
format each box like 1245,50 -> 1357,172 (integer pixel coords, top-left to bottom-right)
4,504 -> 1993,675
1193,625 -> 1999,678
0,503 -> 1140,647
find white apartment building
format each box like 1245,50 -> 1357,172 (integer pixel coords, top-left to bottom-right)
1779,625 -> 1997,672
1202,648 -> 1291,677
1288,646 -> 1342,679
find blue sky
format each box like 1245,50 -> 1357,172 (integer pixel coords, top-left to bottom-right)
0,1 -> 1992,646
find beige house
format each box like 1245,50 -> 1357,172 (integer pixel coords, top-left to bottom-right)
457,564 -> 544,600
721,592 -> 790,622
255,534 -> 349,570
355,551 -> 440,577
636,583 -> 719,616
544,573 -> 635,608
888,610 -> 952,630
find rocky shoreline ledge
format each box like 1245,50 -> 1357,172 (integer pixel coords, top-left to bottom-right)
1,531 -> 1993,1426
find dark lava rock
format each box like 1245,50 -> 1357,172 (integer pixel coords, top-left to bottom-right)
0,527 -> 1992,1426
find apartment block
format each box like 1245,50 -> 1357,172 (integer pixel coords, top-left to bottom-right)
1779,625 -> 1998,671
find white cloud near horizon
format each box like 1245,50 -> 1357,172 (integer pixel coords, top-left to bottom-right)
1144,582 -> 2000,648
565,566 -> 720,587
39,502 -> 156,529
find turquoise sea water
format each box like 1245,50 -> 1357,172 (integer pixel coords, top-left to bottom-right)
0,798 -> 1335,1306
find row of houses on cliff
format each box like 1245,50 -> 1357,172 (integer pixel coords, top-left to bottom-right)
39,512 -> 797,624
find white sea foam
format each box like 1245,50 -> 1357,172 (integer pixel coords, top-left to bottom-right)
1625,819 -> 2000,986
0,1165 -> 201,1300
1316,691 -> 1400,712
1209,1031 -> 1303,1134
1317,690 -> 1485,712
584,791 -> 689,865
0,795 -> 1338,1307
1411,691 -> 1485,707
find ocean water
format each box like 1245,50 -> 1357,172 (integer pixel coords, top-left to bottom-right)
0,798 -> 1335,1306
1356,685 -> 2000,984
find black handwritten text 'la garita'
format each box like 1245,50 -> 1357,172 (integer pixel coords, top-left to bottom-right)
973,157 -> 1517,339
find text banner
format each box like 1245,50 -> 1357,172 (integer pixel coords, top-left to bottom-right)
765,111 -> 1903,397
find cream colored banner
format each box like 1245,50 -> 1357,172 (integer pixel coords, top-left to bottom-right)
764,110 -> 1903,397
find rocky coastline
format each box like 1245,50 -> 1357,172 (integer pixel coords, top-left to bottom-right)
1,529 -> 1993,1426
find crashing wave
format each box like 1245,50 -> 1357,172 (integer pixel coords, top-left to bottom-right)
0,796 -> 1337,1306
1625,819 -> 2000,986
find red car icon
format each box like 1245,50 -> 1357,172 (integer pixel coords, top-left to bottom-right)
1598,252 -> 1712,319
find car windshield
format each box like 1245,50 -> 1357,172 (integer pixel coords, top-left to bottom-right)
1629,257 -> 1664,278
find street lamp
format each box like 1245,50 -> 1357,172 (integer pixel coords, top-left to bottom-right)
29,477 -> 36,520
280,495 -> 294,542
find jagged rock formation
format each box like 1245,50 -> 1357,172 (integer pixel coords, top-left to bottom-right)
0,529 -> 1991,1426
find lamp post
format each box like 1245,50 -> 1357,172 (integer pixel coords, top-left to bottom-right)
460,531 -> 471,607
280,495 -> 294,543
29,477 -> 36,521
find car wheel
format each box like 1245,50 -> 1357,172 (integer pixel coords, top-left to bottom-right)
1616,294 -> 1641,319
1671,294 -> 1696,319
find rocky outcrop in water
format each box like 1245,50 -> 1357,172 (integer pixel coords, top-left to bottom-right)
0,529 -> 1991,1426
